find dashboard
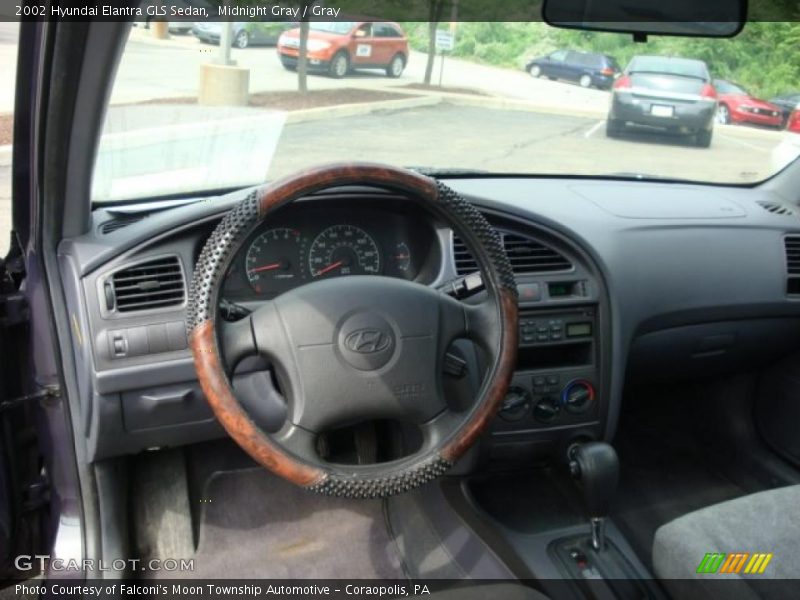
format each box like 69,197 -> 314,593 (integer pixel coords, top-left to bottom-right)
59,178 -> 800,466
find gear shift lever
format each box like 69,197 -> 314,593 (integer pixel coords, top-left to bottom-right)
568,441 -> 619,551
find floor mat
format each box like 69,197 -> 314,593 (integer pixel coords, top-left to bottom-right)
157,467 -> 407,579
612,406 -> 747,569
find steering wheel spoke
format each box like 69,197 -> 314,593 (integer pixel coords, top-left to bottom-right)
418,408 -> 463,452
219,314 -> 257,371
274,421 -> 320,466
464,296 -> 503,350
438,292 -> 501,352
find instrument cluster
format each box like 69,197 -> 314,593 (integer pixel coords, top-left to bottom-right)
221,203 -> 440,300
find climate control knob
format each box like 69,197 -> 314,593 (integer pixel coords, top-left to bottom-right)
562,380 -> 595,413
499,386 -> 531,421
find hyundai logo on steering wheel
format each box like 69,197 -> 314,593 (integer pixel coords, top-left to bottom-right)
344,328 -> 392,354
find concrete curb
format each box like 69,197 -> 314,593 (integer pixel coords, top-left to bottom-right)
440,93 -> 607,121
339,85 -> 609,120
0,144 -> 10,167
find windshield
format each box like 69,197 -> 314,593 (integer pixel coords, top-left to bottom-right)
626,56 -> 709,80
715,80 -> 749,95
93,21 -> 800,203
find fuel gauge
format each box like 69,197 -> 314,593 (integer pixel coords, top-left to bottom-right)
391,242 -> 412,273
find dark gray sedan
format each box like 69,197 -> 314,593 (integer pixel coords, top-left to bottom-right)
606,56 -> 718,147
192,21 -> 293,49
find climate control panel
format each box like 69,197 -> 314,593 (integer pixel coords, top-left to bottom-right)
496,370 -> 598,429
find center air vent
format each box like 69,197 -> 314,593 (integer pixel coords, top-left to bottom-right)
453,232 -> 572,276
108,256 -> 185,312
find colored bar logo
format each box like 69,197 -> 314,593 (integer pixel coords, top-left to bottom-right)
696,552 -> 773,574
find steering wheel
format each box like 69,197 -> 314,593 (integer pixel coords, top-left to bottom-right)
187,163 -> 518,498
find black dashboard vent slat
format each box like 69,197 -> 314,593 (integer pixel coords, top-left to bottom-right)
453,232 -> 572,276
502,234 -> 572,274
758,201 -> 795,217
110,256 -> 185,312
100,213 -> 147,234
785,237 -> 800,277
452,235 -> 479,275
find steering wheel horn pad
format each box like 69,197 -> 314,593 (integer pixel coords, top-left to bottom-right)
187,163 -> 518,498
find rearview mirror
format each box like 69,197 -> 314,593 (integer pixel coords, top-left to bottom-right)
543,0 -> 747,38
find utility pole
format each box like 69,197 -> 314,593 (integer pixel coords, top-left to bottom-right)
217,23 -> 233,65
217,0 -> 233,66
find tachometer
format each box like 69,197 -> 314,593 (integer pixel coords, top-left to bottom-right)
245,228 -> 306,294
308,225 -> 381,278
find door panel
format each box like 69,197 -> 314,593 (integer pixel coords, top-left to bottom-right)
351,24 -> 374,66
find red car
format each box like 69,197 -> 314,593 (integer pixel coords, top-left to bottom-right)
714,79 -> 783,127
277,21 -> 409,78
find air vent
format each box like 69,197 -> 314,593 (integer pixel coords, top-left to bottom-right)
100,213 -> 146,234
109,256 -> 185,312
785,236 -> 800,275
758,201 -> 795,217
453,235 -> 479,275
502,233 -> 572,274
453,232 -> 572,276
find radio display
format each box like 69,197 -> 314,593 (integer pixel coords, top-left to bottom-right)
566,322 -> 592,338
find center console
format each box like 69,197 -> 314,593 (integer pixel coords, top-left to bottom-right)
482,225 -> 608,465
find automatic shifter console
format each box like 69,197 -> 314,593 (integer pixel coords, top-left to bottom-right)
568,441 -> 619,551
551,442 -> 663,599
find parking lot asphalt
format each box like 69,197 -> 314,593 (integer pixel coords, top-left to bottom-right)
269,103 -> 778,184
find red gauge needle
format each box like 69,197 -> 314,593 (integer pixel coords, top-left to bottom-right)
249,262 -> 282,274
315,260 -> 344,276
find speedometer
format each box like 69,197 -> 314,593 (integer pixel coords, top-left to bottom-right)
308,225 -> 381,278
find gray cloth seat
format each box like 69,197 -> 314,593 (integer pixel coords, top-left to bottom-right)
652,484 -> 800,600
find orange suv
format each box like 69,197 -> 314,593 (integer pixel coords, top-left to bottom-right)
277,21 -> 409,78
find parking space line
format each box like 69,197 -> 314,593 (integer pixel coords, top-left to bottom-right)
584,120 -> 605,138
718,133 -> 771,153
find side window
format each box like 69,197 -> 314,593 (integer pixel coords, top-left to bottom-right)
374,24 -> 401,38
356,23 -> 372,38
0,23 -> 17,256
550,50 -> 568,62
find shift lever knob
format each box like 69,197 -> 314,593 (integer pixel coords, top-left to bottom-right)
568,442 -> 619,550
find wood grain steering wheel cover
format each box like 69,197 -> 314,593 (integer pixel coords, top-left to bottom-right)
187,163 -> 518,498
